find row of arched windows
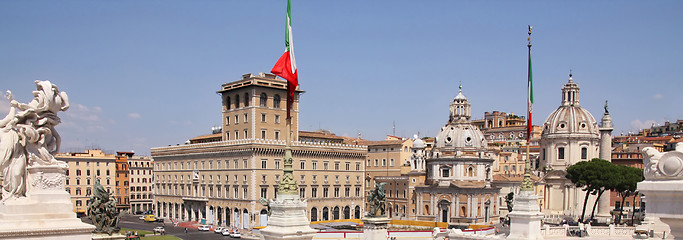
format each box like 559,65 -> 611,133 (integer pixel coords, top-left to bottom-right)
225,93 -> 282,110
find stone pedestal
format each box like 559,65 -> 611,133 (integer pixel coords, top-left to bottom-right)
506,190 -> 543,240
260,194 -> 317,240
0,165 -> 95,239
361,217 -> 390,240
638,180 -> 683,239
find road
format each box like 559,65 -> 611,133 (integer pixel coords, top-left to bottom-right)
82,214 -> 243,240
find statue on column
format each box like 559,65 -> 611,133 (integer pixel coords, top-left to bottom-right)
0,80 -> 69,201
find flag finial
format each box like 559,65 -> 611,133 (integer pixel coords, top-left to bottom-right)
528,25 -> 533,48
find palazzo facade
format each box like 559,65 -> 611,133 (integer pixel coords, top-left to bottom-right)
151,73 -> 367,228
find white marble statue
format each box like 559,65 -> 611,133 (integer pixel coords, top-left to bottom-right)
0,80 -> 69,201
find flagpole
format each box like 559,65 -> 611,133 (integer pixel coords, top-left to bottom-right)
521,25 -> 534,192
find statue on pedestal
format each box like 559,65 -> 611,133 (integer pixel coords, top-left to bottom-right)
0,80 -> 69,201
87,179 -> 120,235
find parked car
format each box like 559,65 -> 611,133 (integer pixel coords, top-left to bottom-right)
138,216 -> 145,220
153,227 -> 165,234
221,229 -> 232,236
230,230 -> 241,238
214,227 -> 224,233
155,218 -> 164,223
135,211 -> 144,215
197,225 -> 211,231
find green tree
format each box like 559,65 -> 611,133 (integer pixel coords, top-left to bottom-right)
566,158 -> 619,222
613,165 -> 643,224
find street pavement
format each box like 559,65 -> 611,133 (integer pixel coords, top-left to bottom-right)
81,214 -> 243,240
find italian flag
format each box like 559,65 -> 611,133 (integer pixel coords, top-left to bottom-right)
526,38 -> 533,142
271,0 -> 298,118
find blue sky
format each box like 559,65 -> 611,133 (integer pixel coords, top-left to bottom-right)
1,1 -> 681,156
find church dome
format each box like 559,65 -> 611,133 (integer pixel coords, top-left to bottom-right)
413,137 -> 425,149
542,74 -> 599,137
434,85 -> 488,151
435,124 -> 488,150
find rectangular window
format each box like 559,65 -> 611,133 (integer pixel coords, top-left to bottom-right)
299,187 -> 306,199
334,187 -> 339,198
558,147 -> 565,160
390,159 -> 395,166
345,187 -> 350,197
324,162 -> 329,170
235,130 -> 239,139
243,187 -> 248,199
312,188 -> 318,198
244,129 -> 248,139
275,115 -> 280,124
234,186 -> 239,198
334,162 -> 339,170
274,131 -> 280,140
261,130 -> 266,139
261,113 -> 267,122
312,161 -> 317,170
355,187 -> 360,197
243,160 -> 247,168
323,188 -> 329,198
300,160 -> 305,170
345,162 -> 350,171
356,162 -> 361,171
261,160 -> 267,169
275,160 -> 281,169
235,115 -> 239,124
581,147 -> 588,159
226,116 -> 230,126
260,188 -> 267,198
226,131 -> 230,140
244,113 -> 248,123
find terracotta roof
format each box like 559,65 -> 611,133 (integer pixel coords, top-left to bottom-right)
190,133 -> 221,141
299,130 -> 345,140
359,139 -> 407,146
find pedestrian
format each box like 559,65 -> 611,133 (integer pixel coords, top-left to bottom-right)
184,228 -> 188,234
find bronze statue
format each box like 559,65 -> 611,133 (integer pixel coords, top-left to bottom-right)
366,182 -> 387,217
87,179 -> 120,235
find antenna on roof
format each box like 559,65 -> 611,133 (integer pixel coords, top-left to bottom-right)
393,121 -> 396,136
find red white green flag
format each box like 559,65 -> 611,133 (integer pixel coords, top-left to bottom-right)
527,26 -> 534,142
271,0 -> 298,119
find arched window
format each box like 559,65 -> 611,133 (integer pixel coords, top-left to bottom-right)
244,93 -> 249,107
226,97 -> 231,110
235,94 -> 240,108
273,94 -> 281,109
311,207 -> 318,221
260,93 -> 268,107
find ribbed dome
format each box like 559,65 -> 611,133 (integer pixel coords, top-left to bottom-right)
542,74 -> 599,137
542,106 -> 599,136
434,85 -> 488,151
435,124 -> 488,150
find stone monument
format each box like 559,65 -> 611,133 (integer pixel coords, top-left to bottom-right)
0,81 -> 95,239
362,182 -> 390,240
259,116 -> 316,240
637,143 -> 683,239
